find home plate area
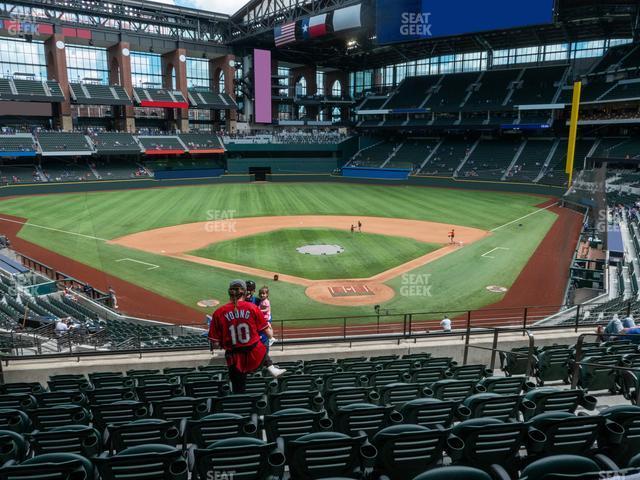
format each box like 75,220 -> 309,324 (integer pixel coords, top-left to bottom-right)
328,284 -> 375,297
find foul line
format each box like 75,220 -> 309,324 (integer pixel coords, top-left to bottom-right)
481,247 -> 510,259
490,202 -> 559,233
116,258 -> 159,270
0,216 -> 107,241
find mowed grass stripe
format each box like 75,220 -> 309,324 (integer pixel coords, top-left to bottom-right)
191,228 -> 442,280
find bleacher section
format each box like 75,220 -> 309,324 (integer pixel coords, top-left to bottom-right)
92,133 -> 141,155
508,65 -> 567,106
133,88 -> 188,108
459,137 -> 522,180
385,76 -> 441,110
385,139 -> 439,170
137,136 -> 186,155
420,138 -> 475,176
178,134 -> 224,154
539,138 -> 594,186
37,133 -> 94,157
593,138 -> 640,160
70,84 -> 131,105
0,134 -> 37,157
357,97 -> 388,111
350,141 -> 399,167
589,43 -> 637,74
41,159 -> 95,182
92,158 -> 146,180
0,78 -> 64,102
0,163 -> 39,184
507,139 -> 556,182
465,69 -> 521,111
599,80 -> 640,102
188,90 -> 238,109
426,72 -> 479,111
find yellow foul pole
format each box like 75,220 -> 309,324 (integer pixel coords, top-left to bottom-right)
566,81 -> 582,188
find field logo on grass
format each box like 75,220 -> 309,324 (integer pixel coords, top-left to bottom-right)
205,210 -> 237,233
400,274 -> 432,297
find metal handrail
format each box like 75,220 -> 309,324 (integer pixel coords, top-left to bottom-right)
570,332 -> 640,389
463,328 -> 536,379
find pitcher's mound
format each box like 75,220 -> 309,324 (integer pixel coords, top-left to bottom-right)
296,244 -> 344,256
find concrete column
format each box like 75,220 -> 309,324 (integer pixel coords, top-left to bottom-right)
44,34 -> 72,131
162,48 -> 189,132
108,42 -> 135,132
210,54 -> 237,132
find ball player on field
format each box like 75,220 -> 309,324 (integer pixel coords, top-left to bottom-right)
208,279 -> 286,393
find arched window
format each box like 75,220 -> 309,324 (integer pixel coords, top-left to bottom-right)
296,76 -> 307,96
331,80 -> 342,97
298,105 -> 307,119
332,107 -> 341,123
319,109 -> 326,121
218,70 -> 225,93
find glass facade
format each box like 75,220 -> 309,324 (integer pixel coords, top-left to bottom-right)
130,52 -> 162,88
187,57 -> 210,89
349,37 -> 634,95
66,45 -> 108,84
0,36 -> 46,79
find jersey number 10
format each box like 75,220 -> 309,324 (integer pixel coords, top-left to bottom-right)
229,323 -> 251,345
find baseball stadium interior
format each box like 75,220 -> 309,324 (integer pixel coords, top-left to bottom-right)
0,0 -> 637,478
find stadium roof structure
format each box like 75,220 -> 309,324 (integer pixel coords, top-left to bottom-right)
230,0 -> 639,70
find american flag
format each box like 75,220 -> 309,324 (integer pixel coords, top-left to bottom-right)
274,22 -> 296,47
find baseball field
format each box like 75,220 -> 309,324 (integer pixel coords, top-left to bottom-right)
0,182 -> 580,325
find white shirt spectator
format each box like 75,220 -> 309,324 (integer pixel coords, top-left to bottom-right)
55,320 -> 69,336
440,317 -> 452,332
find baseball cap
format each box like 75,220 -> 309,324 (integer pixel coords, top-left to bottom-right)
229,279 -> 246,290
246,280 -> 256,291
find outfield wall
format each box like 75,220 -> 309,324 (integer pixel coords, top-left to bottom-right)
0,172 -> 565,197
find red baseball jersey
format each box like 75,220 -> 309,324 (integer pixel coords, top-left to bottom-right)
209,299 -> 268,346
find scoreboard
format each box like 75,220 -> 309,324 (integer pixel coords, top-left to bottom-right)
376,0 -> 555,45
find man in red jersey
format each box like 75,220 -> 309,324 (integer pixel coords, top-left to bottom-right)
209,279 -> 286,393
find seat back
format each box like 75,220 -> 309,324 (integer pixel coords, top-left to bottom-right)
334,403 -> 401,438
522,388 -> 596,421
134,374 -> 180,387
520,454 -> 603,480
323,373 -> 361,391
151,397 -> 208,425
362,370 -> 411,388
537,349 -> 571,383
36,390 -> 88,407
0,429 -> 27,464
324,388 -> 379,415
578,355 -> 621,392
463,393 -> 522,422
286,431 -> 373,480
186,413 -> 258,447
263,408 -> 331,444
477,377 -> 528,395
448,365 -> 491,382
372,425 -> 447,480
106,419 -> 180,453
210,393 -> 267,416
412,466 -> 492,480
135,385 -> 182,403
193,437 -> 284,480
28,425 -> 101,457
91,376 -> 135,389
30,404 -> 90,430
95,444 -> 188,480
183,379 -> 229,398
529,412 -> 611,456
90,401 -> 149,432
0,382 -> 45,395
399,398 -> 464,429
278,375 -> 322,392
87,387 -> 135,405
410,367 -> 446,387
378,382 -> 429,407
0,409 -> 32,434
47,376 -> 91,392
0,394 -> 37,411
431,380 -> 477,402
598,405 -> 640,464
269,390 -> 324,412
0,452 -> 94,480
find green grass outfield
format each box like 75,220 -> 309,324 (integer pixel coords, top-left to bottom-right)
0,183 -> 557,321
191,228 -> 441,280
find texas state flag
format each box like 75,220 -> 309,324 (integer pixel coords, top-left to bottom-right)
301,14 -> 328,39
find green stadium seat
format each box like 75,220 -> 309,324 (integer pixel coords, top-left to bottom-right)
520,454 -> 611,480
0,382 -> 45,395
86,387 -> 136,405
0,409 -> 32,434
378,382 -> 431,407
399,398 -> 470,429
29,404 -> 90,430
324,387 -> 380,415
412,466 -> 492,480
192,437 -> 284,480
430,379 -> 478,403
277,374 -> 323,392
598,405 -> 640,465
135,384 -> 183,403
90,400 -> 150,432
409,367 -> 447,387
263,407 -> 332,444
268,389 -> 324,412
575,354 -> 622,392
210,393 -> 268,416
323,373 -> 362,391
151,396 -> 209,426
27,424 -> 101,457
0,393 -> 37,411
462,393 -> 523,422
446,365 -> 492,382
360,370 -> 411,388
476,376 -> 532,395
0,452 -> 95,479
95,444 -> 188,480
521,388 -> 597,421
0,430 -> 27,464
36,390 -> 88,407
333,403 -> 402,438
535,347 -> 572,385
183,378 -> 230,398
286,431 -> 376,479
106,419 -> 181,453
186,413 -> 259,447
